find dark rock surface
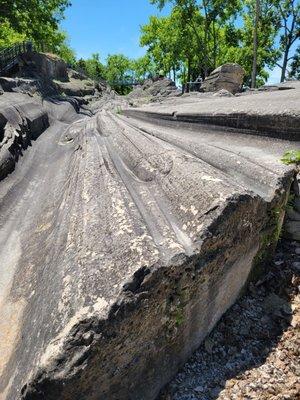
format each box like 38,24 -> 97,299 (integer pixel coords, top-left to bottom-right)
5,51 -> 108,101
19,52 -> 69,82
284,172 -> 300,241
158,238 -> 300,400
0,93 -> 49,180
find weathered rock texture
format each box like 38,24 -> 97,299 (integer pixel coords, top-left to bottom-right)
0,93 -> 49,180
127,81 -> 300,140
283,173 -> 300,241
19,52 -> 68,81
4,51 -> 108,102
201,63 -> 245,94
0,85 -> 299,400
127,77 -> 179,106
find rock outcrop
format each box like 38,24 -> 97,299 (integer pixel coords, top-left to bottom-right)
0,93 -> 49,180
0,70 -> 299,400
129,81 -> 300,140
128,77 -> 179,105
201,63 -> 245,94
19,51 -> 69,82
0,85 -> 298,400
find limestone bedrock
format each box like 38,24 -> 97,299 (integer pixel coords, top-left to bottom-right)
0,83 -> 299,400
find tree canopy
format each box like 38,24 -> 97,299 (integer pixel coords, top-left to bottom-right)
146,0 -> 300,86
0,0 -> 299,89
0,0 -> 75,63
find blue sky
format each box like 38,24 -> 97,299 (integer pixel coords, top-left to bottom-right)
61,0 -> 170,60
61,0 -> 296,84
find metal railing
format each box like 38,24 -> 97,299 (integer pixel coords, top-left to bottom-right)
0,41 -> 52,75
110,79 -> 143,87
182,81 -> 203,94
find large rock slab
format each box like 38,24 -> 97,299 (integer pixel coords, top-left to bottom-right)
201,63 -> 245,94
125,81 -> 300,140
0,94 -> 297,400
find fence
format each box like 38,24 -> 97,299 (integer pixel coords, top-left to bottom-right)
0,41 -> 52,75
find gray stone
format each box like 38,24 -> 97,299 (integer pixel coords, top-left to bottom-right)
284,220 -> 300,241
20,51 -> 68,81
213,89 -> 234,97
54,78 -> 97,97
292,262 -> 300,272
201,63 -> 245,94
124,81 -> 300,140
0,77 -> 39,95
286,208 -> 300,221
294,198 -> 300,213
293,174 -> 300,197
0,89 -> 297,400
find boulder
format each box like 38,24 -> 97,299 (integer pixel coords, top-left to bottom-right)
20,51 -> 68,81
129,78 -> 177,101
54,78 -> 97,97
213,89 -> 234,97
201,63 -> 245,94
0,77 -> 39,95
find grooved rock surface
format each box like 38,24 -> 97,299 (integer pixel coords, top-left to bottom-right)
0,89 -> 298,400
125,81 -> 300,140
201,63 -> 245,94
0,93 -> 49,180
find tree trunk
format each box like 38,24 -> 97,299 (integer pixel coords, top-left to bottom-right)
187,58 -> 191,93
251,0 -> 260,88
280,46 -> 290,82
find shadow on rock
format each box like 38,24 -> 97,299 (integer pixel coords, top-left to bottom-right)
159,239 -> 300,400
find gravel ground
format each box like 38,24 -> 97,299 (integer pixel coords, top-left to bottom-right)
158,239 -> 300,400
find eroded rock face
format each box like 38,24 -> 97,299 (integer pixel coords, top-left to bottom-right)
202,63 -> 245,94
0,90 -> 296,400
284,173 -> 300,241
20,52 -> 68,82
128,77 -> 179,105
0,93 -> 49,180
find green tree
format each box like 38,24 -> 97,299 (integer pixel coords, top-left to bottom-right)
132,55 -> 156,80
0,0 -> 71,43
105,54 -> 132,94
0,0 -> 75,64
82,53 -> 105,80
275,0 -> 300,82
0,20 -> 26,48
140,8 -> 202,83
289,45 -> 300,78
150,0 -> 242,77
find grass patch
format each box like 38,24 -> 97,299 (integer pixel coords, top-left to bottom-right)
281,150 -> 300,165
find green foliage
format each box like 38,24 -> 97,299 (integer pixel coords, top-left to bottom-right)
75,53 -> 105,79
147,0 -> 299,87
0,0 -> 75,65
275,0 -> 300,82
0,20 -> 26,48
104,54 -> 133,94
0,0 -> 71,43
281,150 -> 300,165
289,46 -> 300,79
132,55 -> 156,80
